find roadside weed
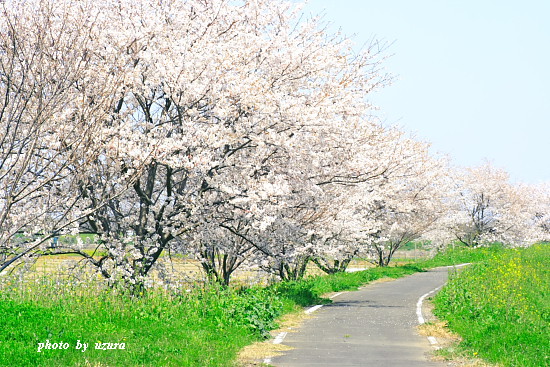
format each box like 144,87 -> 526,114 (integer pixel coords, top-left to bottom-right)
434,244 -> 549,367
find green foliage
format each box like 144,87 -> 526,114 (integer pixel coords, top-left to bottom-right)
218,287 -> 284,338
433,244 -> 550,367
0,279 -> 272,367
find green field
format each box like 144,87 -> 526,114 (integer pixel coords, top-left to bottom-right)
433,244 -> 549,367
0,278 -> 279,366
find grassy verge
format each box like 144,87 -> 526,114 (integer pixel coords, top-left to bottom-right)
0,245 -> 503,366
0,278 -> 283,367
432,244 -> 549,367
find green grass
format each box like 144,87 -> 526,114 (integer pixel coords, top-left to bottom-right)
433,244 -> 550,367
0,244 -> 518,366
0,279 -> 281,367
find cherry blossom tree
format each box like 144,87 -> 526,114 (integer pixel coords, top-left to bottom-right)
243,115 -> 416,277
444,163 -> 536,248
191,216 -> 261,286
535,186 -> 550,241
328,135 -> 452,267
0,0 -> 127,273
522,182 -> 550,243
8,0 -> 389,290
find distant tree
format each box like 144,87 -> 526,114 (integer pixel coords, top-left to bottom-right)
526,182 -> 550,242
446,163 -> 535,247
359,138 -> 450,266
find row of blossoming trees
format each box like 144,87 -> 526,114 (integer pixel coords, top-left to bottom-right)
1,0 -> 549,290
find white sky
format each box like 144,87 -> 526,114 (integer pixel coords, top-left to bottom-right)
302,0 -> 550,184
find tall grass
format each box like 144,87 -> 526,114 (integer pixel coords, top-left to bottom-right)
0,277 -> 281,367
433,244 -> 550,367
